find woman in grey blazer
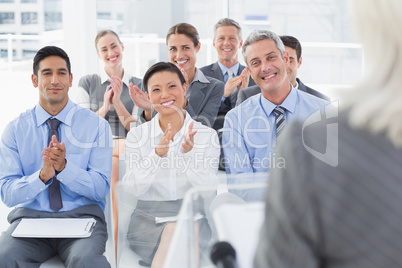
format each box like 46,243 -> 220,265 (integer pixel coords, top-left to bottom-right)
130,23 -> 224,128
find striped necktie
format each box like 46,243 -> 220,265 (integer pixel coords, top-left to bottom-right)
273,106 -> 286,140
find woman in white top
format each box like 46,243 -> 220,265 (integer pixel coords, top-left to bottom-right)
123,62 -> 219,267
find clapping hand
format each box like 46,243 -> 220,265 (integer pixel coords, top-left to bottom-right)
129,83 -> 152,112
238,68 -> 250,90
181,122 -> 197,154
109,76 -> 123,105
155,123 -> 174,157
40,135 -> 66,183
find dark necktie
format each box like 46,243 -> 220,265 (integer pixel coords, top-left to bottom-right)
46,118 -> 63,212
273,106 -> 286,141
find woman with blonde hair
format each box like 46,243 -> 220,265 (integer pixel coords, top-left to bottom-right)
74,29 -> 142,250
130,23 -> 224,128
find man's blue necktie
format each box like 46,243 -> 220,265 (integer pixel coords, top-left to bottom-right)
46,118 -> 63,212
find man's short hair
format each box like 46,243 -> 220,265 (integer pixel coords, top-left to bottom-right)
280,35 -> 302,61
242,30 -> 285,64
214,18 -> 242,40
33,46 -> 71,76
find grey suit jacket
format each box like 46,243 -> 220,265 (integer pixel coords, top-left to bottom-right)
200,62 -> 256,130
236,78 -> 329,106
185,74 -> 224,128
255,111 -> 402,268
200,62 -> 256,106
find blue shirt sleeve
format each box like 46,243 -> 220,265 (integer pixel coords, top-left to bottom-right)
222,109 -> 254,175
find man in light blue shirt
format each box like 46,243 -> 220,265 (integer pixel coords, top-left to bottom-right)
222,30 -> 328,197
0,46 -> 112,267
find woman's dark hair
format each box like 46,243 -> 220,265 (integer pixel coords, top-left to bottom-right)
33,46 -> 71,76
166,23 -> 200,47
143,62 -> 186,92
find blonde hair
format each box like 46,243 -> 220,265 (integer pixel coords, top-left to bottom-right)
345,0 -> 402,146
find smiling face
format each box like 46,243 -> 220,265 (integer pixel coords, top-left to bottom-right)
32,55 -> 72,114
96,33 -> 124,68
285,46 -> 302,87
167,34 -> 200,74
245,39 -> 290,98
213,25 -> 242,67
147,70 -> 188,116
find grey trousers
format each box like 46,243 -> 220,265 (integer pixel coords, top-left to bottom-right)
0,204 -> 110,268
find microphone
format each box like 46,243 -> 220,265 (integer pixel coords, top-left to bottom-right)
210,241 -> 239,268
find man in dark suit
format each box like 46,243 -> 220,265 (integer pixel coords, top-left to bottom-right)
200,18 -> 256,130
236,35 -> 329,105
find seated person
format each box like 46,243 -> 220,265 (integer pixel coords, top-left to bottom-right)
74,29 -> 143,251
0,46 -> 112,267
200,18 -> 256,130
255,1 -> 402,266
130,23 -> 224,129
122,62 -> 220,267
222,30 -> 329,200
236,35 -> 329,105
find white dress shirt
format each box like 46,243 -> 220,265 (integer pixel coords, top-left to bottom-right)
122,110 -> 220,201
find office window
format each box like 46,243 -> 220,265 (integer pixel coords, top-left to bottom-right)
0,12 -> 15,24
0,0 -> 14,3
21,0 -> 37,2
0,49 -> 16,58
97,12 -> 111,20
45,12 -> 62,30
22,49 -> 37,58
21,12 -> 38,25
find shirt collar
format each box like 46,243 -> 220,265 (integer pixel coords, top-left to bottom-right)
100,67 -> 130,87
35,99 -> 76,127
217,61 -> 240,77
192,68 -> 210,84
260,83 -> 298,116
294,80 -> 299,89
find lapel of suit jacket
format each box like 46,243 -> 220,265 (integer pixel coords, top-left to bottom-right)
188,81 -> 208,114
296,78 -> 307,91
238,64 -> 245,76
211,62 -> 225,82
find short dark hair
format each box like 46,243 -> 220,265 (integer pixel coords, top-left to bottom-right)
33,46 -> 71,76
166,23 -> 200,47
280,35 -> 302,61
143,62 -> 186,93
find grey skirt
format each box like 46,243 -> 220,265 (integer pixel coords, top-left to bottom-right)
126,199 -> 211,265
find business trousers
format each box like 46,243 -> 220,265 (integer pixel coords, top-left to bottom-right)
0,204 -> 110,268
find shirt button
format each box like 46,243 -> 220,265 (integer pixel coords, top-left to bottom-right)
26,197 -> 29,200
59,179 -> 63,182
40,188 -> 43,191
